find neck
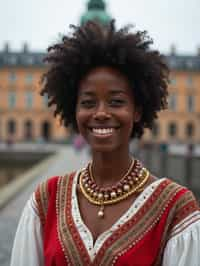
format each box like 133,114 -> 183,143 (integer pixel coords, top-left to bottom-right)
91,149 -> 133,187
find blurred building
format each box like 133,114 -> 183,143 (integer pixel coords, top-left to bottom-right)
0,43 -> 68,142
144,46 -> 200,144
0,0 -> 200,143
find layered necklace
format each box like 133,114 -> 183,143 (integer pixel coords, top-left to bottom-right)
79,158 -> 150,218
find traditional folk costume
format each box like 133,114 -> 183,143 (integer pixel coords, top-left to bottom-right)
11,170 -> 200,266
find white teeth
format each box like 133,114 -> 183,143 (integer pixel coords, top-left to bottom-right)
92,128 -> 114,135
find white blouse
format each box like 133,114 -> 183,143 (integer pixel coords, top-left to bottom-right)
10,174 -> 200,266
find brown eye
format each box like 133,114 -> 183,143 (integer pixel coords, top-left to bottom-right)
109,99 -> 126,106
80,99 -> 96,108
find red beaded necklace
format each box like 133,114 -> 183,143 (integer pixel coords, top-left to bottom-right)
79,159 -> 150,218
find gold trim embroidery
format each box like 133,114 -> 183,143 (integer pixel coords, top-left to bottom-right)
57,174 -> 89,266
98,181 -> 182,266
35,179 -> 49,228
169,190 -> 200,238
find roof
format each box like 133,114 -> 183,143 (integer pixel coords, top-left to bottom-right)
0,50 -> 200,71
166,55 -> 200,71
0,51 -> 45,68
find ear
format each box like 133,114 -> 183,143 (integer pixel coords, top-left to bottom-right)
134,109 -> 142,123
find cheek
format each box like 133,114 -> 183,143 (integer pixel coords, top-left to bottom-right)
75,109 -> 88,132
120,111 -> 134,136
120,110 -> 134,126
75,111 -> 82,132
127,119 -> 134,135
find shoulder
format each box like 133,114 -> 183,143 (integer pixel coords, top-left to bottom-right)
169,180 -> 199,233
161,178 -> 200,237
164,178 -> 199,212
34,176 -> 59,207
156,177 -> 199,211
34,172 -> 77,226
35,172 -> 77,199
34,176 -> 60,227
149,177 -> 199,222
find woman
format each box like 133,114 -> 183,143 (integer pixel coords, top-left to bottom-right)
11,21 -> 200,266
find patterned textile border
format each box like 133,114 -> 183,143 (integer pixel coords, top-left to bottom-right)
57,174 -> 92,266
35,179 -> 49,228
97,180 -> 182,266
170,190 -> 200,230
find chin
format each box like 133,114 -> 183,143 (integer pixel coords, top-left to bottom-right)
90,143 -> 120,154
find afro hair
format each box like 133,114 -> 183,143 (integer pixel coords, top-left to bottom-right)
41,20 -> 169,138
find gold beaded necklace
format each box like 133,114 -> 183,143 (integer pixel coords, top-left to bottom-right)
79,159 -> 150,218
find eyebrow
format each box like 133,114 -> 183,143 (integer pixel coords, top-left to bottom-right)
79,91 -> 94,96
109,89 -> 127,95
79,89 -> 127,96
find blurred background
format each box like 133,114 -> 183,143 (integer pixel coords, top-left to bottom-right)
0,1 -> 200,265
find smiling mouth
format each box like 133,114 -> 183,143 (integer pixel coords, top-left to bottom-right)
89,127 -> 118,136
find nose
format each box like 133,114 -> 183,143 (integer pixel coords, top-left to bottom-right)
93,102 -> 111,121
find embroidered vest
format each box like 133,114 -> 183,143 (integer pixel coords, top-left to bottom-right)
35,173 -> 199,266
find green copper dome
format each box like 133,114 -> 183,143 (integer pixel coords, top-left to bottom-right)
88,0 -> 105,9
81,0 -> 111,26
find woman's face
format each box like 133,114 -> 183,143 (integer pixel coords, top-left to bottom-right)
76,67 -> 140,153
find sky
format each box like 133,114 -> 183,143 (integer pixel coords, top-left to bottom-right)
0,0 -> 200,55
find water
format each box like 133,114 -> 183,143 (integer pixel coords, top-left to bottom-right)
0,161 -> 37,188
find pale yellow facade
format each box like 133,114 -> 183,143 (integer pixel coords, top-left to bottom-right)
0,67 -> 68,142
144,70 -> 200,144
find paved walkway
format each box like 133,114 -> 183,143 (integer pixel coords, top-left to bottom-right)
0,146 -> 90,266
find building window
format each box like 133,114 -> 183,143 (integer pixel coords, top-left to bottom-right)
7,55 -> 17,65
168,93 -> 177,111
8,91 -> 16,108
25,91 -> 33,109
41,121 -> 51,140
8,72 -> 17,83
7,119 -> 16,135
42,93 -> 48,108
24,120 -> 33,140
25,73 -> 33,84
168,122 -> 177,137
169,59 -> 177,68
186,95 -> 195,112
186,60 -> 194,69
185,122 -> 194,137
25,56 -> 34,65
152,122 -> 159,137
170,77 -> 176,86
186,76 -> 193,87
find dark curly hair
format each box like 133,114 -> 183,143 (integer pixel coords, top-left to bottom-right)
41,20 -> 169,138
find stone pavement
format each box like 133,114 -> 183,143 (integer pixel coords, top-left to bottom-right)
0,146 -> 90,266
